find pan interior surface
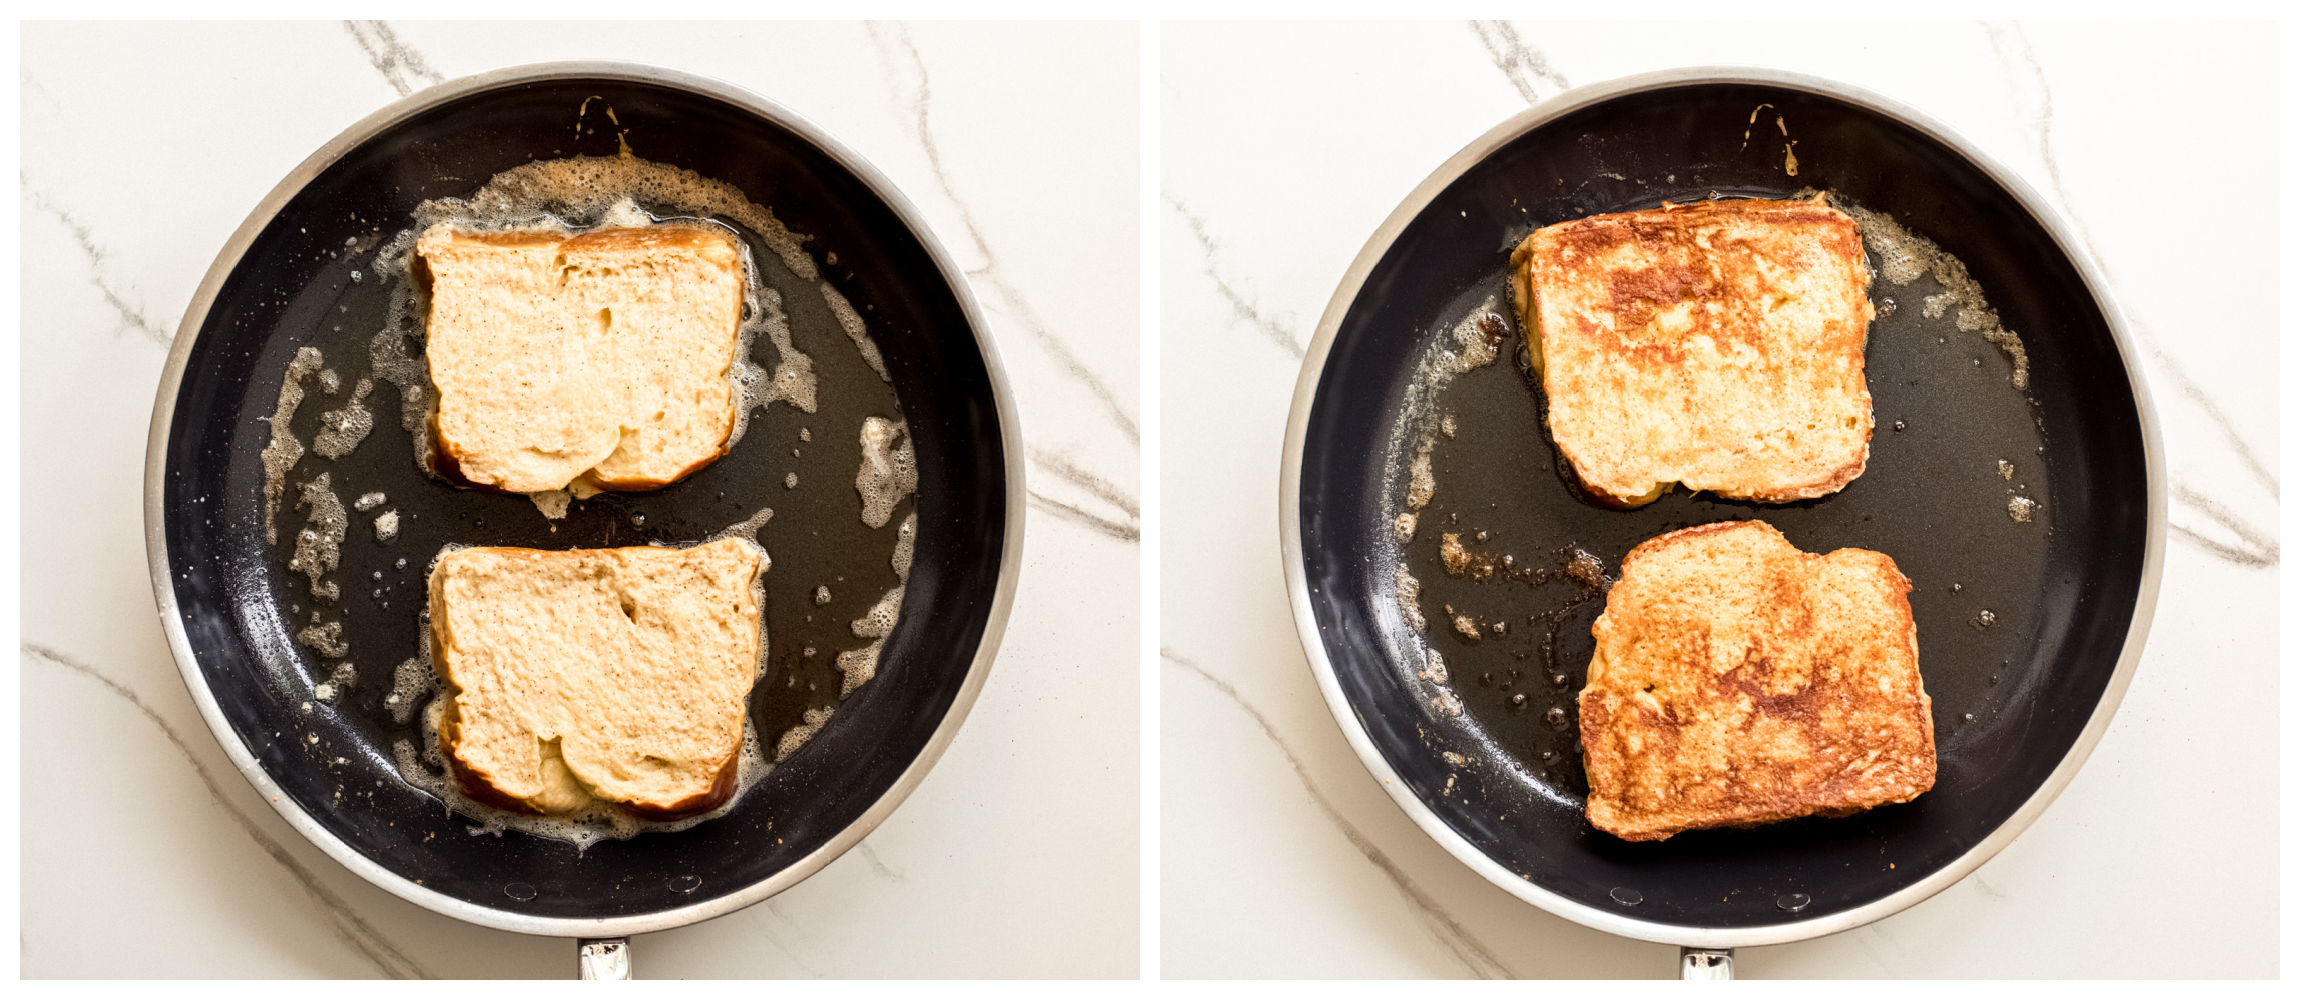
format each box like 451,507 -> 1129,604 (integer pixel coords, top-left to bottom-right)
157,75 -> 1007,923
1297,81 -> 2147,933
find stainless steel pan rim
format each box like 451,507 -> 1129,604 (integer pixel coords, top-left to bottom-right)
142,60 -> 1028,939
1277,65 -> 2165,950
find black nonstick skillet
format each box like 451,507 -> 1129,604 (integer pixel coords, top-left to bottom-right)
1281,68 -> 2162,977
143,63 -> 1023,975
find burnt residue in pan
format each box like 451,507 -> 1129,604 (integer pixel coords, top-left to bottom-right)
1383,195 -> 2055,814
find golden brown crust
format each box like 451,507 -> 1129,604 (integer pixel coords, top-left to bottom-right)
1579,520 -> 1934,841
444,727 -> 543,815
426,415 -> 731,497
1515,197 -> 1877,508
426,422 -> 733,495
562,225 -> 732,254
430,224 -> 733,253
425,408 -> 506,494
1550,445 -> 1662,511
441,719 -> 742,820
577,440 -> 733,492
619,754 -> 743,820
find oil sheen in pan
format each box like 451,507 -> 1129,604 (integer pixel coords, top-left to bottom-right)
246,150 -> 920,847
1380,192 -> 2051,814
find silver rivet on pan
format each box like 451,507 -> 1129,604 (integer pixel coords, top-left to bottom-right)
505,882 -> 538,901
671,875 -> 703,894
1777,892 -> 1812,912
1610,887 -> 1643,906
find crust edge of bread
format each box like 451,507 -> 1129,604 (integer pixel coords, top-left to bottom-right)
424,410 -> 736,496
437,724 -> 744,821
579,439 -> 737,493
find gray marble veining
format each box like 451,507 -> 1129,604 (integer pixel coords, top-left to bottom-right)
1164,648 -> 1511,979
26,36 -> 457,971
868,22 -> 1142,450
22,70 -> 61,111
1436,20 -> 2280,571
856,842 -> 908,883
1468,20 -> 1570,105
1160,21 -> 2271,977
1026,446 -> 1141,541
1166,196 -> 1304,358
1027,447 -> 1140,521
345,20 -> 445,98
2141,341 -> 2281,505
340,20 -> 1149,550
1983,22 -> 2276,568
21,187 -> 173,343
23,643 -> 432,980
2167,484 -> 2277,568
25,21 -> 1141,976
744,897 -> 830,977
1029,488 -> 1140,542
866,23 -> 1141,545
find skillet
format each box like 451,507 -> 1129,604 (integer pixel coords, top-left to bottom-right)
1280,68 -> 2163,975
142,62 -> 1023,973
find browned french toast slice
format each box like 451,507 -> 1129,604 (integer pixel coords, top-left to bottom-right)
1511,197 -> 1876,507
1579,520 -> 1933,841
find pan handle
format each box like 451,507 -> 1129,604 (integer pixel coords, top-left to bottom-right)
1680,947 -> 1734,980
578,938 -> 632,980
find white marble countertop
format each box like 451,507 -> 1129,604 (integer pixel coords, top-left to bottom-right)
17,17 -> 2282,983
20,21 -> 1139,978
1159,21 -> 2276,978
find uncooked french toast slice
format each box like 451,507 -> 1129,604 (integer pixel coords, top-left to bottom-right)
1511,197 -> 1876,507
1579,520 -> 1933,842
429,539 -> 764,819
417,223 -> 745,494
